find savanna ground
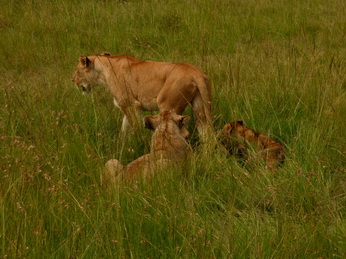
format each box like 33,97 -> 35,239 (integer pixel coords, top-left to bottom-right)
0,0 -> 345,257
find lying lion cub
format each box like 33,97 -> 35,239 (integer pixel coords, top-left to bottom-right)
219,120 -> 285,170
101,111 -> 191,184
72,52 -> 212,139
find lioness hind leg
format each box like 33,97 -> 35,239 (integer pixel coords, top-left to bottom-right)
192,95 -> 212,142
102,159 -> 124,186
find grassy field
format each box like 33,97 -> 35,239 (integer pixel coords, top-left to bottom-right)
1,0 -> 345,257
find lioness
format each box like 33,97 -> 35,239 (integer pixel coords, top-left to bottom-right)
72,52 -> 212,138
219,120 -> 285,170
101,111 -> 191,184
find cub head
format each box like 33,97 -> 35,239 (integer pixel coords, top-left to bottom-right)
220,119 -> 245,138
219,120 -> 247,157
144,111 -> 190,139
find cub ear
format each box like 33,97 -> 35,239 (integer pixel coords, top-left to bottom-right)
222,123 -> 232,133
144,116 -> 156,131
178,115 -> 190,128
101,51 -> 111,56
80,56 -> 91,67
235,119 -> 244,126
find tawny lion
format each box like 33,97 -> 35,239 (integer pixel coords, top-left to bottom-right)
101,111 -> 191,184
72,52 -> 212,138
219,120 -> 285,170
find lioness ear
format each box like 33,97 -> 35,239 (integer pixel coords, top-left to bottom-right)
101,51 -> 111,56
80,56 -> 91,67
144,116 -> 155,131
178,115 -> 190,128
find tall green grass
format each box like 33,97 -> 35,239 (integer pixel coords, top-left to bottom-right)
1,0 -> 345,257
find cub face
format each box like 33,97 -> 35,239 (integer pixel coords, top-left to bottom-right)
219,120 -> 248,158
144,111 -> 190,139
220,120 -> 245,138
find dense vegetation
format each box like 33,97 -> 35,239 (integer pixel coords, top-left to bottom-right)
0,0 -> 345,257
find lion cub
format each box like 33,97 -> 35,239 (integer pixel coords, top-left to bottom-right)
101,111 -> 191,184
219,120 -> 285,170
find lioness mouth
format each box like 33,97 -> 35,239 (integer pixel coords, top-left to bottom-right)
79,85 -> 91,95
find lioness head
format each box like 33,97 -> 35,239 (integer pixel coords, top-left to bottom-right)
72,52 -> 110,95
144,111 -> 190,139
72,56 -> 95,95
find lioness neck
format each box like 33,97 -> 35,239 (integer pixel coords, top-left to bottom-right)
93,56 -> 125,87
90,58 -> 107,87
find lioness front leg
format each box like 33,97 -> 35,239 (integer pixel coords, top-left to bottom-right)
113,97 -> 141,134
121,115 -> 131,133
120,104 -> 142,134
112,98 -> 132,134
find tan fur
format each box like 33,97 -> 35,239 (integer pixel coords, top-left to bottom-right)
101,111 -> 191,185
219,120 -> 285,170
72,52 -> 212,138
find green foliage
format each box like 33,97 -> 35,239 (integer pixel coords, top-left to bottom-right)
0,0 -> 345,257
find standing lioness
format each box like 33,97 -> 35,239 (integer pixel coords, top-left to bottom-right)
101,111 -> 191,184
72,52 -> 212,138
